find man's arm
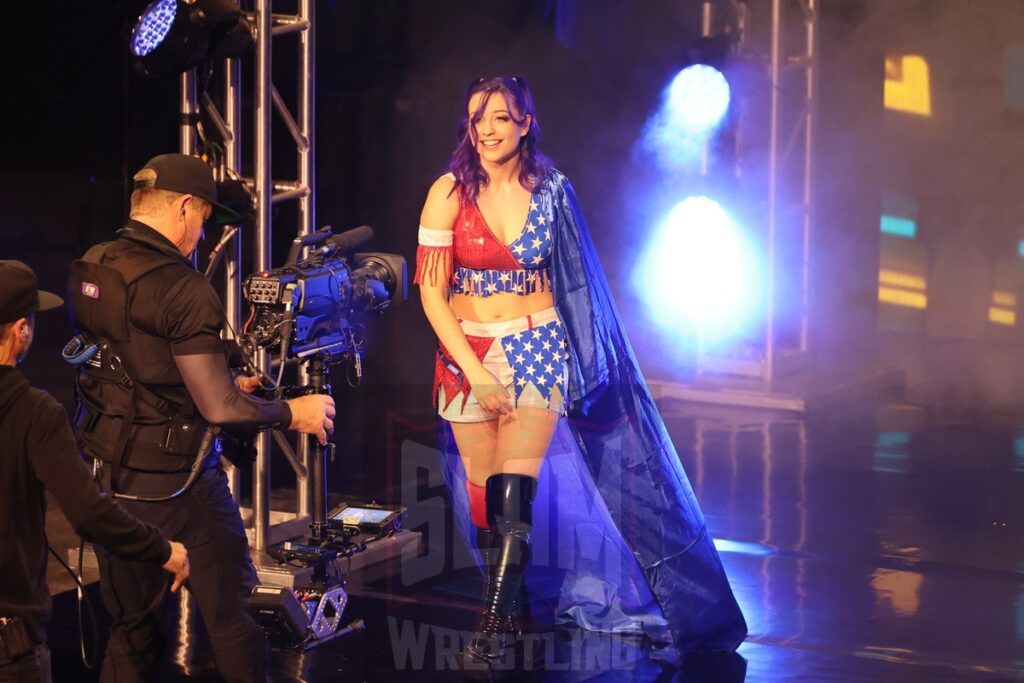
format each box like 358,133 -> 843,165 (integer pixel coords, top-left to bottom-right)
174,353 -> 290,432
29,395 -> 187,583
174,353 -> 335,445
161,273 -> 335,444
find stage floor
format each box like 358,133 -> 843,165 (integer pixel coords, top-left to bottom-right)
43,398 -> 1024,682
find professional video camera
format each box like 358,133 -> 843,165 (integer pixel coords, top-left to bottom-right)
237,224 -> 406,541
239,225 -> 407,366
237,225 -> 407,650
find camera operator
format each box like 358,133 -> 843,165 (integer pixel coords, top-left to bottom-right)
69,154 -> 335,683
0,261 -> 189,683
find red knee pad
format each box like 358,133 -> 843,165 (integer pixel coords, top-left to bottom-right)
466,480 -> 489,529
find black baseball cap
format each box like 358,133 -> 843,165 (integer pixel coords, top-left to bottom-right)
134,153 -> 242,225
0,261 -> 64,324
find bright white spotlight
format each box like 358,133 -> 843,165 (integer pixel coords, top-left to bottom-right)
667,65 -> 731,134
636,196 -> 758,343
638,65 -> 732,173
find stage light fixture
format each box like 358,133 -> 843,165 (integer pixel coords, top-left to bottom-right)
130,0 -> 254,78
130,0 -> 178,57
641,58 -> 736,173
635,196 -> 759,344
667,64 -> 731,135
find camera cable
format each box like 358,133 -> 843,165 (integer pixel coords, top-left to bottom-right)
47,541 -> 100,671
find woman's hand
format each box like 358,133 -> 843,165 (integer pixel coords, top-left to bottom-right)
468,368 -> 514,416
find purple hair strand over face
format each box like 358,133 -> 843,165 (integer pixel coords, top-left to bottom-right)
446,76 -> 552,203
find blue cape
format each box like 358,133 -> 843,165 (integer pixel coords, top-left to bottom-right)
442,169 -> 746,661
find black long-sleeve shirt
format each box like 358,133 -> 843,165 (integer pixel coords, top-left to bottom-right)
0,365 -> 170,642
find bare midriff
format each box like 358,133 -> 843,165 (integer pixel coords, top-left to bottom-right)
450,289 -> 554,323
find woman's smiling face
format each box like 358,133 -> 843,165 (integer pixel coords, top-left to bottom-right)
468,90 -> 531,167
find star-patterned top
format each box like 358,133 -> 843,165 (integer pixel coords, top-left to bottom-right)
451,266 -> 550,297
505,195 -> 553,269
450,192 -> 555,297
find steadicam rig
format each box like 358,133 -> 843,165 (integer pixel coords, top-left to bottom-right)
240,225 -> 407,367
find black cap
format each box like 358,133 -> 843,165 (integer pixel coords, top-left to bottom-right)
0,261 -> 64,324
134,153 -> 242,225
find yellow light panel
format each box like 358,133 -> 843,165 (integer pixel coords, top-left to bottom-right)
885,55 -> 932,116
989,307 -> 1016,326
879,287 -> 927,310
879,269 -> 926,291
992,290 -> 1017,307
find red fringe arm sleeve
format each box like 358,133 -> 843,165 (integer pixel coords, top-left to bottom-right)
414,225 -> 454,288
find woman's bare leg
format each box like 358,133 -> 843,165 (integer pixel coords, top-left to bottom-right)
493,402 -> 562,478
451,419 -> 500,485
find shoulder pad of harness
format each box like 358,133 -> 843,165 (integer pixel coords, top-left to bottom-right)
82,242 -> 109,264
68,240 -> 181,342
103,241 -> 184,285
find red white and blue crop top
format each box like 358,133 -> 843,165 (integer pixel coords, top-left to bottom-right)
414,192 -> 553,297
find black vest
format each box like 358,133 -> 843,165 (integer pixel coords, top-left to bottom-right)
69,233 -> 207,472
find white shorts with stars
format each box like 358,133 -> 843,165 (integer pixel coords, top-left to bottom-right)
438,307 -> 569,423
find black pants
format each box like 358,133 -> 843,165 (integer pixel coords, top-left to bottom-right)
95,465 -> 267,683
0,643 -> 49,683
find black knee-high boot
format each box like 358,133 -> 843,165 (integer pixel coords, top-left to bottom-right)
477,526 -> 527,636
475,525 -> 498,609
459,473 -> 537,673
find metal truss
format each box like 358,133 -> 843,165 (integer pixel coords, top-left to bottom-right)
696,0 -> 820,384
177,1 -> 317,552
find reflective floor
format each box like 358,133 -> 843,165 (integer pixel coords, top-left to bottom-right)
673,401 -> 1024,682
48,398 -> 1024,682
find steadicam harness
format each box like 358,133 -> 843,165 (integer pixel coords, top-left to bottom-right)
65,240 -> 216,502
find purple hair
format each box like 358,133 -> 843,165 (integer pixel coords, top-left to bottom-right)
446,76 -> 551,203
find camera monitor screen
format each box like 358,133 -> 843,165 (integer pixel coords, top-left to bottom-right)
330,505 -> 395,526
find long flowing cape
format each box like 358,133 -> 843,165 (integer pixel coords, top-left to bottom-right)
441,169 -> 746,661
